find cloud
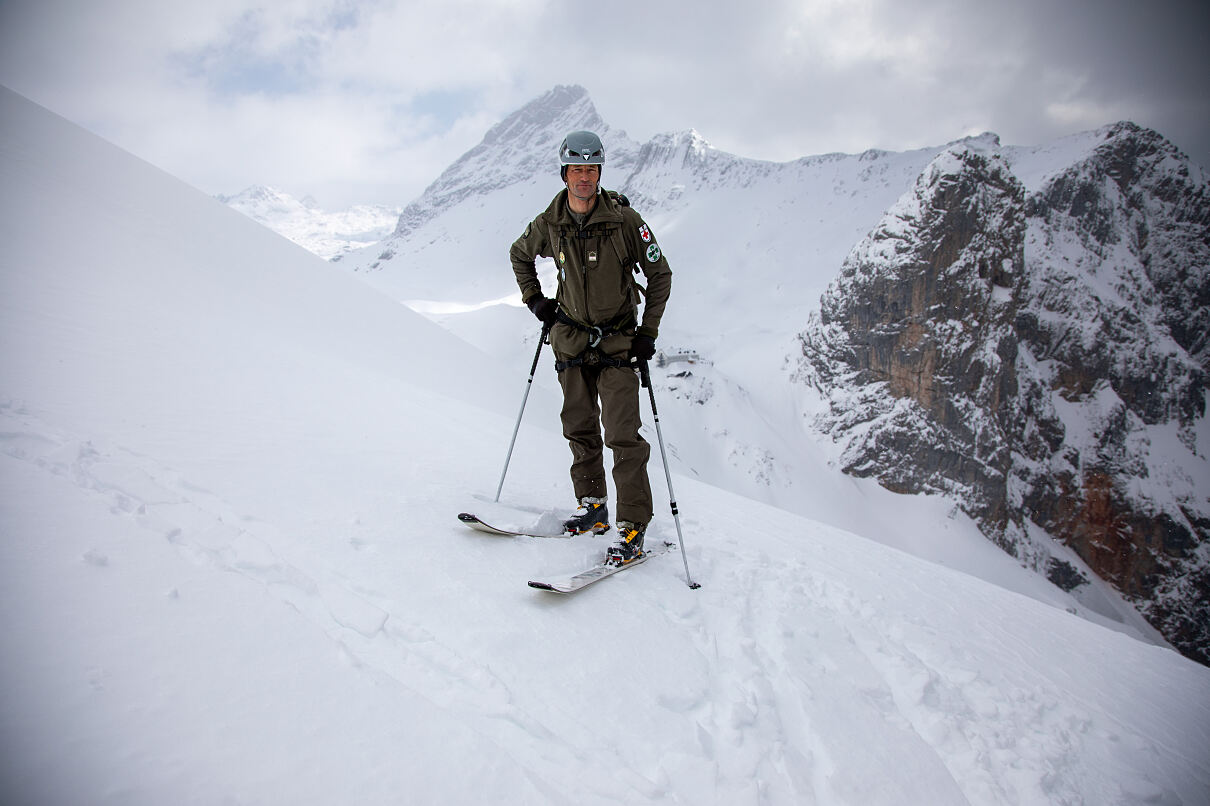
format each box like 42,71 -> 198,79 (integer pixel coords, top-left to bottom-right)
580,0 -> 1209,163
2,0 -> 1207,208
0,0 -> 535,206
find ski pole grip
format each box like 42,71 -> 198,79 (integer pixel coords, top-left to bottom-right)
634,356 -> 652,388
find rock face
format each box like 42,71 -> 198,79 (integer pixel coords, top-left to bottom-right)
799,127 -> 1210,665
803,139 -> 1027,546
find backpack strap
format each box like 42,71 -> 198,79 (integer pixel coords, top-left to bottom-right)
606,190 -> 631,208
603,199 -> 647,304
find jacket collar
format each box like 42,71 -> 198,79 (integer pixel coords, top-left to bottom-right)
545,188 -> 624,226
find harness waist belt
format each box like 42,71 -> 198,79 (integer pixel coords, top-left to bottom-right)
555,349 -> 629,373
555,308 -> 632,348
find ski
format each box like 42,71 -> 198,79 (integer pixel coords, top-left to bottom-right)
528,542 -> 676,594
457,512 -> 570,539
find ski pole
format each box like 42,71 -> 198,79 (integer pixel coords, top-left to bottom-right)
495,324 -> 550,502
637,358 -> 701,589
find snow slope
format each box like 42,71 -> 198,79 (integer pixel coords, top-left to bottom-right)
3,86 -> 1210,805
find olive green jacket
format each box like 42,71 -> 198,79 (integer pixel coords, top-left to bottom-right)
510,188 -> 672,357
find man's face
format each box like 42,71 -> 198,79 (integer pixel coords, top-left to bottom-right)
565,163 -> 600,202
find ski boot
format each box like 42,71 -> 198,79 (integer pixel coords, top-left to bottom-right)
606,521 -> 646,566
563,497 -> 609,535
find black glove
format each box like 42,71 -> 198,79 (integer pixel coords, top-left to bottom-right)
630,334 -> 656,362
527,294 -> 558,326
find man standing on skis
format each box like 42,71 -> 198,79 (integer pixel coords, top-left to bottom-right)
509,130 -> 673,565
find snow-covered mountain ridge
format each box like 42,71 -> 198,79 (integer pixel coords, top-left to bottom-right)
327,86 -> 1208,666
4,83 -> 1210,805
219,184 -> 400,260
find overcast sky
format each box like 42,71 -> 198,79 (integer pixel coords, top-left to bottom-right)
2,0 -> 1207,209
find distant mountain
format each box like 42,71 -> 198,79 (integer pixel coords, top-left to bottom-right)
258,85 -> 1210,664
340,83 -> 944,316
218,185 -> 400,261
387,85 -> 640,244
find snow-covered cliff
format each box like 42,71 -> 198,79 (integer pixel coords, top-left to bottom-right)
799,126 -> 1210,663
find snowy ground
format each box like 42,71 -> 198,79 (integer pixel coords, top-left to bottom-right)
3,86 -> 1209,805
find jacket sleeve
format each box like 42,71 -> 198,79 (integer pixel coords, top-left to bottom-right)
627,210 -> 672,340
509,218 -> 550,305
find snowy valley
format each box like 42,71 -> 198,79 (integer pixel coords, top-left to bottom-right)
4,83 -> 1210,805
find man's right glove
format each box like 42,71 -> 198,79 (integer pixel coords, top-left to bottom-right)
630,334 -> 656,362
527,294 -> 559,326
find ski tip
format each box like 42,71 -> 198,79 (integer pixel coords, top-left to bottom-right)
457,512 -> 478,524
528,581 -> 559,592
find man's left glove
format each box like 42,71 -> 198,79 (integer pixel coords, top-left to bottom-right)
630,334 -> 656,362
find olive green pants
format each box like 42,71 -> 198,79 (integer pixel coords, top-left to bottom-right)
558,360 -> 653,525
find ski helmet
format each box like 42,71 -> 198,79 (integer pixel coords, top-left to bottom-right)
559,130 -> 605,166
559,130 -> 604,182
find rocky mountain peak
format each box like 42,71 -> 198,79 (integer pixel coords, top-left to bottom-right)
800,126 -> 1210,665
1029,122 -> 1210,375
387,85 -> 637,241
480,84 -> 604,147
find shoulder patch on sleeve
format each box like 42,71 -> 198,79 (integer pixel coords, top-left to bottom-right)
646,243 -> 662,262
